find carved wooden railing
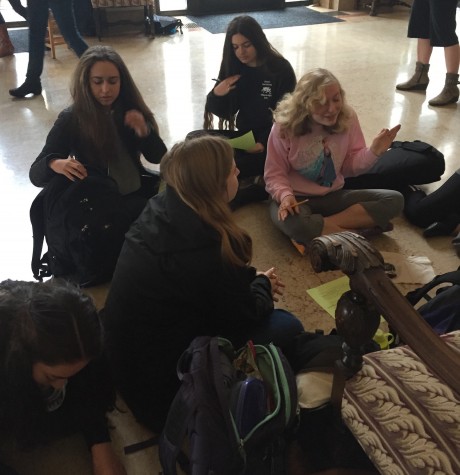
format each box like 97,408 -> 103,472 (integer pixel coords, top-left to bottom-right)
309,231 -> 460,399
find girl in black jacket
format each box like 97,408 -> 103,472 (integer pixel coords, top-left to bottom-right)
102,135 -> 303,433
29,45 -> 167,285
0,280 -> 125,475
203,16 -> 297,208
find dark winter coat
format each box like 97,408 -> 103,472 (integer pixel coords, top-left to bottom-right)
102,186 -> 274,432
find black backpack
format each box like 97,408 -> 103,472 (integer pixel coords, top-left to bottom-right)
30,174 -> 131,287
344,140 -> 445,191
406,268 -> 460,335
159,336 -> 298,475
153,15 -> 183,35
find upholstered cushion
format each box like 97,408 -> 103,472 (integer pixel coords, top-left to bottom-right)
91,0 -> 153,7
342,330 -> 460,474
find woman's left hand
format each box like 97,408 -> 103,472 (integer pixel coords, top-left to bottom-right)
91,442 -> 127,475
259,267 -> 285,302
246,142 -> 265,154
370,124 -> 401,156
124,109 -> 149,138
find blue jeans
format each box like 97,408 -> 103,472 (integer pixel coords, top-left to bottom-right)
231,309 -> 305,351
26,0 -> 88,82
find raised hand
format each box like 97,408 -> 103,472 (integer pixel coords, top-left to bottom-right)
213,75 -> 242,96
370,124 -> 401,156
124,109 -> 149,137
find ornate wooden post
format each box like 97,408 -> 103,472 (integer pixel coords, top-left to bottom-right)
309,231 -> 460,407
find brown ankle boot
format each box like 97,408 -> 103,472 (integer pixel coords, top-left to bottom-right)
428,73 -> 460,106
396,62 -> 430,91
0,23 -> 14,57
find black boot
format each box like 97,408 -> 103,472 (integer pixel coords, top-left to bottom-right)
9,79 -> 42,98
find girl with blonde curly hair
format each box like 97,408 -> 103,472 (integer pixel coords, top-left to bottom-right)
265,68 -> 404,251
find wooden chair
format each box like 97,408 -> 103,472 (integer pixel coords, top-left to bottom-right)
309,232 -> 460,474
90,0 -> 155,41
44,10 -> 68,59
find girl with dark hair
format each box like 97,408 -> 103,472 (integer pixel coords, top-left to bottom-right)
30,44 -> 166,196
265,68 -> 404,251
29,45 -> 167,284
203,15 -> 296,208
0,279 -> 125,475
102,135 -> 303,434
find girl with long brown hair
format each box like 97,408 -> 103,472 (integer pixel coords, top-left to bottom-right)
103,135 -> 303,434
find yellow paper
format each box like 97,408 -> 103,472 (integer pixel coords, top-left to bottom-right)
226,131 -> 256,150
307,276 -> 385,323
307,276 -> 350,318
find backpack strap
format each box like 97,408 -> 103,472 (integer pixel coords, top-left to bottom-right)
30,189 -> 52,281
406,269 -> 460,305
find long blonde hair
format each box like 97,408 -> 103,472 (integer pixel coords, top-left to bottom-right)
273,68 -> 352,137
160,136 -> 252,267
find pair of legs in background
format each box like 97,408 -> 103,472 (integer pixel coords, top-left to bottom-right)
396,0 -> 459,106
404,169 -> 460,255
9,0 -> 88,98
270,189 -> 404,246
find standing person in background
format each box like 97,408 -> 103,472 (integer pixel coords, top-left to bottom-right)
265,68 -> 404,252
102,135 -> 303,434
203,15 -> 296,208
9,0 -> 88,98
396,0 -> 459,107
0,279 -> 126,475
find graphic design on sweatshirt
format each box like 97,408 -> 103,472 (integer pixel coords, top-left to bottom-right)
260,80 -> 273,100
295,137 -> 337,187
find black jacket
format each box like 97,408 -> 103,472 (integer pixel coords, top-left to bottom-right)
102,186 -> 274,431
29,106 -> 167,187
205,58 -> 296,147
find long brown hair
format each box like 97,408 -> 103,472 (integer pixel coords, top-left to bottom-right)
70,45 -> 159,165
160,136 -> 252,267
273,68 -> 352,137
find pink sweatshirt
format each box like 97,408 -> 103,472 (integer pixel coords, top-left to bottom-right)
264,109 -> 379,203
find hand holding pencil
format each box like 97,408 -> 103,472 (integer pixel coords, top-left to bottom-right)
278,195 -> 309,222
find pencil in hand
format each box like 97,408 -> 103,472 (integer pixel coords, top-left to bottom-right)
279,198 -> 309,211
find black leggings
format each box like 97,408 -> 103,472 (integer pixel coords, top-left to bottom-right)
404,171 -> 460,228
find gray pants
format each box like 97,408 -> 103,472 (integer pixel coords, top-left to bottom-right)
269,189 -> 404,244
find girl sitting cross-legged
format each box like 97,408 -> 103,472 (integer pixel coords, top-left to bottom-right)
264,68 -> 404,253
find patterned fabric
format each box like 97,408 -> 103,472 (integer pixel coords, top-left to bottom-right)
91,0 -> 154,7
343,331 -> 460,475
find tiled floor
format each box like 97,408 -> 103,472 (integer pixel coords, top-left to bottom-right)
0,4 -> 459,474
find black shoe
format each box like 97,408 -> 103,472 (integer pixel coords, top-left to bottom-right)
423,221 -> 456,238
9,80 -> 42,98
452,232 -> 460,258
